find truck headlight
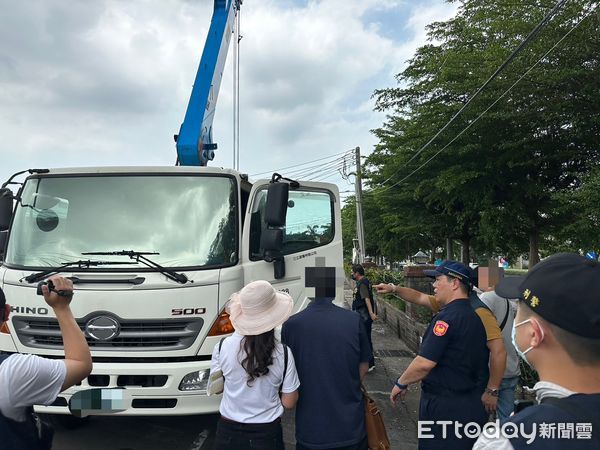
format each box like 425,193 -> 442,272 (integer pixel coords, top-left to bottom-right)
179,369 -> 210,391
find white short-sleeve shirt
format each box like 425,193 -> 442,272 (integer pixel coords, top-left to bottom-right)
209,332 -> 300,423
0,354 -> 67,422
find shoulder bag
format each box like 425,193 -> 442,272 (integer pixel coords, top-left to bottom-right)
361,385 -> 390,450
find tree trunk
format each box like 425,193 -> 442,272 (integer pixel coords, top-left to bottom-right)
446,238 -> 453,260
460,238 -> 470,264
431,246 -> 436,264
529,230 -> 540,269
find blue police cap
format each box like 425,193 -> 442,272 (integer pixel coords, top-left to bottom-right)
423,260 -> 472,284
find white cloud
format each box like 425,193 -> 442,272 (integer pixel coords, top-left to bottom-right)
0,0 -> 457,187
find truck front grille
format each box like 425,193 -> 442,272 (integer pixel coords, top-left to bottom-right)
12,315 -> 204,352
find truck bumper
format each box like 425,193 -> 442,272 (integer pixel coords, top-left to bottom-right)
35,359 -> 221,416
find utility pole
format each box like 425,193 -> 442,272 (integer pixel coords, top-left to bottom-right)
354,146 -> 366,264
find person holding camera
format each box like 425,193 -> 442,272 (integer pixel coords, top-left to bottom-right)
474,253 -> 600,449
0,276 -> 93,450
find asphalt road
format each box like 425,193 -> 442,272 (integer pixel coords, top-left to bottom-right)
50,413 -> 219,450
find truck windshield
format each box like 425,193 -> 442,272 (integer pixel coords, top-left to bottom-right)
5,174 -> 238,269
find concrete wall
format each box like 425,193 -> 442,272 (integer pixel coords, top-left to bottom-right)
378,299 -> 427,353
377,265 -> 435,353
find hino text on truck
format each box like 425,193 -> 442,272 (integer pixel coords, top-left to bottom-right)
0,0 -> 343,418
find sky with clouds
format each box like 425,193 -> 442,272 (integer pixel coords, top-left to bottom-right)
0,0 -> 458,198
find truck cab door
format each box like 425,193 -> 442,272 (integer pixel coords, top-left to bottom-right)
241,179 -> 343,312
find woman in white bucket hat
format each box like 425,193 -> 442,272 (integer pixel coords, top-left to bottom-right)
209,280 -> 300,450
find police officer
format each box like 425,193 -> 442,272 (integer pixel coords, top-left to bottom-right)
0,276 -> 92,449
389,261 -> 489,450
376,260 -> 506,415
351,264 -> 376,371
474,253 -> 600,449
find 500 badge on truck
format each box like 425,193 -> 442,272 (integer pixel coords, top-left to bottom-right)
171,308 -> 206,316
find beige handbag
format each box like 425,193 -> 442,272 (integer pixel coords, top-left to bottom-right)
206,338 -> 226,396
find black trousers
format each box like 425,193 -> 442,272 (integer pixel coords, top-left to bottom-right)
212,417 -> 284,450
418,390 -> 487,450
355,307 -> 375,368
363,318 -> 375,368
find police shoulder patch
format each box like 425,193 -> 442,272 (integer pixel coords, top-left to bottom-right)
433,320 -> 449,336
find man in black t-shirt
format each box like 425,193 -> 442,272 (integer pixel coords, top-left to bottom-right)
351,264 -> 376,371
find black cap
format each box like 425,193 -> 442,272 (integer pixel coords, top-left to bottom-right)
495,253 -> 600,338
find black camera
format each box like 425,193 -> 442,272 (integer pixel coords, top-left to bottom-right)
36,280 -> 73,298
36,280 -> 55,295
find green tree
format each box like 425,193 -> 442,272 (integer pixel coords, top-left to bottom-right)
367,0 -> 599,266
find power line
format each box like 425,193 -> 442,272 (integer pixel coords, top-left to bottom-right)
299,161 -> 349,180
305,162 -> 353,182
371,5 -> 595,195
311,171 -> 349,182
250,149 -> 353,177
374,0 -> 570,189
289,156 -> 354,180
287,158 -> 349,179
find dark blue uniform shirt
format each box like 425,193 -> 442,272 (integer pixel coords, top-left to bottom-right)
282,298 -> 372,449
509,394 -> 600,449
419,298 -> 489,395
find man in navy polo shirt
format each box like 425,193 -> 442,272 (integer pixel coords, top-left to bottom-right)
282,264 -> 372,450
389,261 -> 489,450
474,253 -> 600,449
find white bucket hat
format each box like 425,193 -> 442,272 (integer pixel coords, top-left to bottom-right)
227,280 -> 294,336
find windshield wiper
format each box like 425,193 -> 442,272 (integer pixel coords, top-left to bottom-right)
24,260 -> 138,283
81,250 -> 190,284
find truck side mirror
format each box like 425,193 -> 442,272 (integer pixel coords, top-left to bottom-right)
260,229 -> 283,252
261,182 -> 289,279
0,188 -> 14,231
0,231 -> 7,260
261,228 -> 285,278
264,182 -> 288,227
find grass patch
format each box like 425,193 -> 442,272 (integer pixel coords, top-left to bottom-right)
505,269 -> 528,276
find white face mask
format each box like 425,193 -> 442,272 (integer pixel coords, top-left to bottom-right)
511,318 -> 544,367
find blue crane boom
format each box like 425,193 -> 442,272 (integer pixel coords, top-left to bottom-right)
176,0 -> 241,166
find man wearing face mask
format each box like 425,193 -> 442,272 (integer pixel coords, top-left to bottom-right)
473,253 -> 600,449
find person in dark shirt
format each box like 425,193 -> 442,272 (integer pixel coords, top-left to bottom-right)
282,280 -> 372,449
351,264 -> 377,371
474,253 -> 600,449
388,261 -> 489,450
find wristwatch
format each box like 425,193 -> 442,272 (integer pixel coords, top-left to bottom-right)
485,388 -> 499,397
